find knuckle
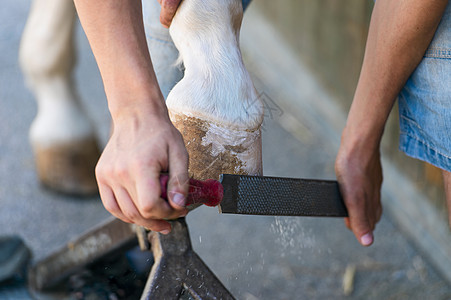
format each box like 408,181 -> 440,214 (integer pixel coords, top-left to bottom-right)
95,163 -> 109,182
139,201 -> 157,219
112,163 -> 129,180
134,159 -> 156,176
123,210 -> 139,222
116,164 -> 128,177
103,200 -> 119,215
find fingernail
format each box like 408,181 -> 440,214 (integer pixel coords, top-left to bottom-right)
171,192 -> 186,207
360,233 -> 373,246
160,229 -> 171,235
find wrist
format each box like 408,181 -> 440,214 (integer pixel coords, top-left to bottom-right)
338,123 -> 382,170
341,123 -> 382,152
108,87 -> 169,122
342,92 -> 390,155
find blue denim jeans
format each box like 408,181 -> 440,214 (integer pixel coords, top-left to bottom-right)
142,0 -> 252,98
398,2 -> 451,171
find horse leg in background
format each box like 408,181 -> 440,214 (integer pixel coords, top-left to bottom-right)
167,0 -> 263,181
20,0 -> 100,195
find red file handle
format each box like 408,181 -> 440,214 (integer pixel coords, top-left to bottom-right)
159,174 -> 223,207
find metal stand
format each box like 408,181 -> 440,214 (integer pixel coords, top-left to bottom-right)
141,218 -> 234,300
28,217 -> 137,292
28,217 -> 234,300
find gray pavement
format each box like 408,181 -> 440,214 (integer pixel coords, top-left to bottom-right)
1,1 -> 450,299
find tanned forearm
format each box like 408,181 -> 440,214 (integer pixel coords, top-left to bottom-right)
345,0 -> 448,149
73,0 -> 167,119
336,0 -> 448,246
73,1 -> 189,233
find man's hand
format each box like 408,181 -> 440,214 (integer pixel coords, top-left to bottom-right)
158,0 -> 182,28
74,0 -> 191,233
96,112 -> 189,234
334,0 -> 447,246
335,133 -> 383,246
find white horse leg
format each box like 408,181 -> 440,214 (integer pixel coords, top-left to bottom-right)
20,0 -> 99,195
168,0 -> 263,180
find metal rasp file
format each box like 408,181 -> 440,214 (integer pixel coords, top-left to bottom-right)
218,174 -> 348,217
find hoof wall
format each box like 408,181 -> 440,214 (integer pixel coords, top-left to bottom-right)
170,112 -> 262,180
33,137 -> 101,196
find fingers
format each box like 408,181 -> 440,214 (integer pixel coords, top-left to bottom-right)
348,208 -> 374,247
98,183 -> 132,223
335,144 -> 383,247
96,153 -> 185,234
134,163 -> 187,222
159,0 -> 182,28
341,186 -> 381,247
99,178 -> 174,232
95,115 -> 190,234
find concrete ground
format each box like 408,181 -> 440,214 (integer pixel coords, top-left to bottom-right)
1,1 -> 450,299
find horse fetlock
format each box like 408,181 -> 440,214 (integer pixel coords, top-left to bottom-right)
29,77 -> 96,148
167,0 -> 263,180
167,0 -> 263,130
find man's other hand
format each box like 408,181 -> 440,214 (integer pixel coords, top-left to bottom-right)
335,133 -> 383,247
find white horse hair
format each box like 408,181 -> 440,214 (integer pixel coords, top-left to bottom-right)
168,0 -> 263,130
167,0 -> 264,178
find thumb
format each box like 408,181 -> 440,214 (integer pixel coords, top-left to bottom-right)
348,210 -> 374,246
359,231 -> 374,247
167,142 -> 189,209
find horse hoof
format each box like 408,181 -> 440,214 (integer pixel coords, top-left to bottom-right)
33,136 -> 101,196
170,111 -> 262,181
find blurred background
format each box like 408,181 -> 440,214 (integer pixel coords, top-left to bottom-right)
0,0 -> 450,299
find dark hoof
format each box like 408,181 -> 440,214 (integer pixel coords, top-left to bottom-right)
33,137 -> 101,196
